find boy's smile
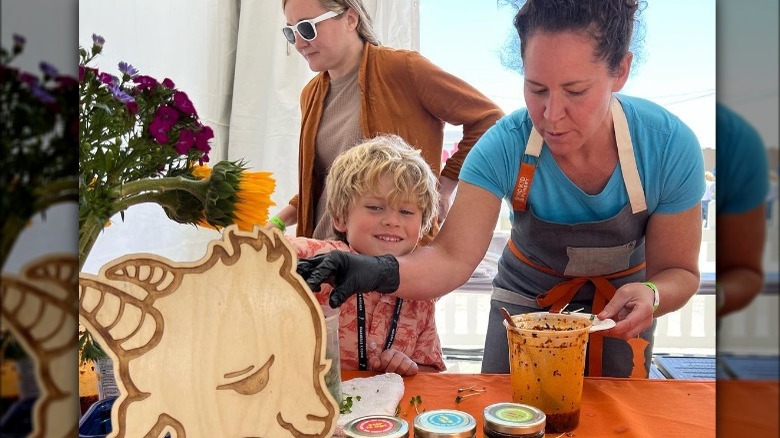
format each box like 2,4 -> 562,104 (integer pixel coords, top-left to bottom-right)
334,175 -> 423,257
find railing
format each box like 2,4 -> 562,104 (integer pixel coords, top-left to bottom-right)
719,285 -> 780,355
438,215 -> 780,359
434,286 -> 718,356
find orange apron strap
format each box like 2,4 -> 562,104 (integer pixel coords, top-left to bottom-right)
588,277 -> 649,378
507,239 -> 559,276
536,278 -> 590,312
511,161 -> 537,212
628,337 -> 651,378
511,127 -> 544,212
587,277 -> 617,376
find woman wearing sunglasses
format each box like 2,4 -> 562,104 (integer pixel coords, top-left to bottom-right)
274,0 -> 504,242
298,0 -> 708,379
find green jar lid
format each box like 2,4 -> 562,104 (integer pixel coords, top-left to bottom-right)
343,415 -> 409,438
483,403 -> 546,435
413,409 -> 477,437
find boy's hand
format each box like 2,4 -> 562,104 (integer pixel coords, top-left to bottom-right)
296,252 -> 400,308
369,348 -> 418,376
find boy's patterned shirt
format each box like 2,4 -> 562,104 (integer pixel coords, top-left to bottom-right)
289,237 -> 446,371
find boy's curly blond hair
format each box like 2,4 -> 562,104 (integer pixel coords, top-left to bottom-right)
326,134 -> 440,241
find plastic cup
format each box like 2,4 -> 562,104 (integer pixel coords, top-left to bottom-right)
322,305 -> 342,404
504,312 -> 591,433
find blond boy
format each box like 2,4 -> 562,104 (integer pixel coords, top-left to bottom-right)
289,135 -> 445,376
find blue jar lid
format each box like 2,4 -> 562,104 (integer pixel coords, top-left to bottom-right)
413,409 -> 477,437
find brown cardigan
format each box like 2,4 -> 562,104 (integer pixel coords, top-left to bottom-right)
291,42 -> 504,238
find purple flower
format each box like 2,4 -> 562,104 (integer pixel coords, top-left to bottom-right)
31,85 -> 56,104
152,105 -> 180,130
40,61 -> 58,78
194,125 -> 214,153
13,34 -> 25,54
92,33 -> 105,53
149,119 -> 170,144
108,84 -> 134,103
99,72 -> 118,86
118,61 -> 139,79
172,91 -> 196,116
175,129 -> 196,154
132,74 -> 158,90
162,78 -> 175,89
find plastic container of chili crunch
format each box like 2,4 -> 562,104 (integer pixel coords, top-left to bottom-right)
483,403 -> 546,438
343,415 -> 409,438
413,409 -> 477,437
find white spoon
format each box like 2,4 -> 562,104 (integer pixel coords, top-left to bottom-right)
566,313 -> 616,332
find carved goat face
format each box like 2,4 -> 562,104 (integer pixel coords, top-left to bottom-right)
78,226 -> 337,438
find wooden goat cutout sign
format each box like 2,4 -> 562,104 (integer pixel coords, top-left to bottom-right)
78,226 -> 338,437
1,254 -> 80,438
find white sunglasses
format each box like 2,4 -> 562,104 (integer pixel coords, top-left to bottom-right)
282,11 -> 339,44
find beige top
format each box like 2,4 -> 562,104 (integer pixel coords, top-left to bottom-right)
313,67 -> 362,240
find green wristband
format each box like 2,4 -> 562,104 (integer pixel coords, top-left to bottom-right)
642,281 -> 660,313
268,216 -> 286,232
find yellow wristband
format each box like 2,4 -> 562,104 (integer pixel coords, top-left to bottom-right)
268,216 -> 286,232
642,281 -> 660,313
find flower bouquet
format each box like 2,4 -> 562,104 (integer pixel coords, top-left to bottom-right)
78,34 -> 276,272
1,34 -> 78,270
76,34 -> 278,361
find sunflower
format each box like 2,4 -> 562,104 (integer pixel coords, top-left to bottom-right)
192,162 -> 276,231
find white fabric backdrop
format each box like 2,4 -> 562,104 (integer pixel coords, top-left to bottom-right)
2,0 -> 79,274
78,0 -> 418,273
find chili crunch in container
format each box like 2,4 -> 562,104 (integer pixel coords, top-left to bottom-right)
413,409 -> 477,437
483,403 -> 546,438
343,415 -> 409,438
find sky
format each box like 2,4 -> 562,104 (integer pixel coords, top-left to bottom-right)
419,0 -> 717,148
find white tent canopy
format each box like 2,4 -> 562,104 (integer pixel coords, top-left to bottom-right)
77,0 -> 419,273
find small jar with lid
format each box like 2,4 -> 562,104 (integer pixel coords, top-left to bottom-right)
413,409 -> 477,437
343,415 -> 409,438
483,403 -> 546,438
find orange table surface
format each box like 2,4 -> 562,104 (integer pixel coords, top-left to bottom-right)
717,380 -> 780,436
343,371 -> 717,437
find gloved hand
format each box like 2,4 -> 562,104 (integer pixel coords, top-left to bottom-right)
296,251 -> 400,308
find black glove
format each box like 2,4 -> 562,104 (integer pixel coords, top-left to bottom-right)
296,252 -> 400,308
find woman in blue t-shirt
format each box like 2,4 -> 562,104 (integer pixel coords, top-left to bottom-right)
298,0 -> 705,378
715,103 -> 769,317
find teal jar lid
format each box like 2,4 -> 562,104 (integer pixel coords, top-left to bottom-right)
483,403 -> 546,436
413,409 -> 477,437
343,415 -> 409,438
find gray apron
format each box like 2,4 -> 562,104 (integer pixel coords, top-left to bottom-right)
481,97 -> 656,377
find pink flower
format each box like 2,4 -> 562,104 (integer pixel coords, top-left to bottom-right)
20,72 -> 38,87
56,75 -> 78,89
149,119 -> 170,144
162,78 -> 175,88
172,91 -> 196,116
194,125 -> 214,153
126,100 -> 139,115
132,74 -> 158,90
99,72 -> 117,85
152,105 -> 180,130
79,66 -> 97,82
175,129 -> 196,154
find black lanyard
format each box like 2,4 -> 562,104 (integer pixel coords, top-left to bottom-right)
357,293 -> 404,370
